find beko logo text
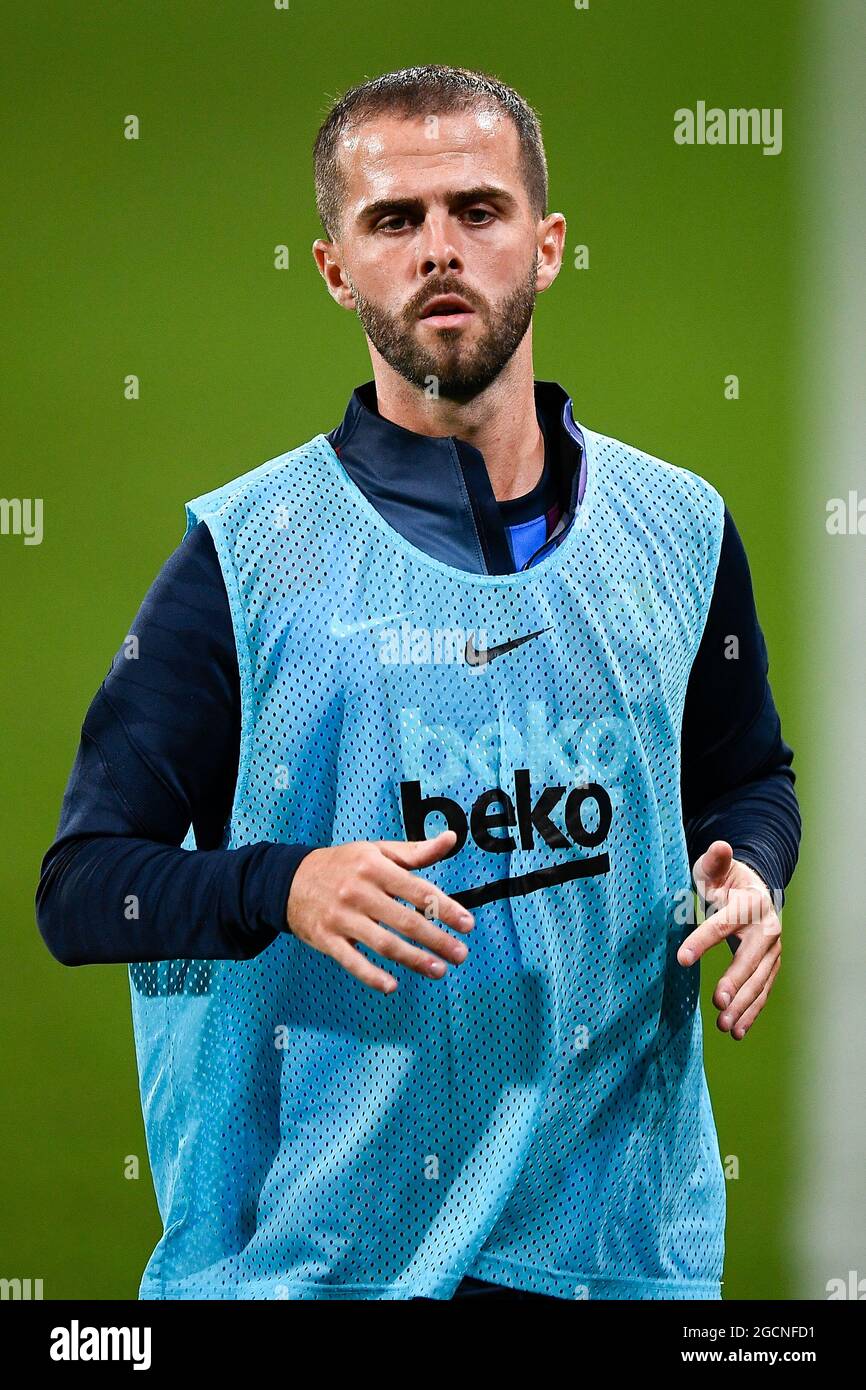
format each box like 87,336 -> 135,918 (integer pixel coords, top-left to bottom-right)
49,1320 -> 152,1370
400,768 -> 612,908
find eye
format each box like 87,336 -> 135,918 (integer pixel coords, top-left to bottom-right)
375,207 -> 495,233
376,215 -> 412,233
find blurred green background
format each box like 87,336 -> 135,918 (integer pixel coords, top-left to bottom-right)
1,0 -> 841,1299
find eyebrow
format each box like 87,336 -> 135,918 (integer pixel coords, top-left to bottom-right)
356,184 -> 519,226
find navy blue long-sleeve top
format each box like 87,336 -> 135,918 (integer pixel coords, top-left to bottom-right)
36,380 -> 801,964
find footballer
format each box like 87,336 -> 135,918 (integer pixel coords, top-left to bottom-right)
37,64 -> 800,1301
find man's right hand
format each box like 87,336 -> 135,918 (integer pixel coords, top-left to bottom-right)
285,828 -> 474,995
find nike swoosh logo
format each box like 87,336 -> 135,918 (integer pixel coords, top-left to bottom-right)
464,625 -> 553,666
329,612 -> 409,638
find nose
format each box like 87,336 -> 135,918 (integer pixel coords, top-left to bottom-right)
417,212 -> 464,278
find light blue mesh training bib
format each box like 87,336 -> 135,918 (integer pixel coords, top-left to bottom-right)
130,418 -> 727,1300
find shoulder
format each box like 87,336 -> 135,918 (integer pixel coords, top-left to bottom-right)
184,433 -> 329,531
582,422 -> 726,579
585,421 -> 724,514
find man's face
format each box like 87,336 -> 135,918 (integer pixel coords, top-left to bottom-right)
320,107 -> 553,401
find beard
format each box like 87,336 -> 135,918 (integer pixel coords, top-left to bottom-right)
346,258 -> 538,402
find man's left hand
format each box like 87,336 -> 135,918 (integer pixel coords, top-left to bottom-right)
677,839 -> 782,1040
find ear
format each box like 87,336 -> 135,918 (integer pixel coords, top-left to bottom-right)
535,212 -> 567,292
312,239 -> 356,310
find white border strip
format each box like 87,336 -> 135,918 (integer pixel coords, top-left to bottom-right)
796,0 -> 866,1299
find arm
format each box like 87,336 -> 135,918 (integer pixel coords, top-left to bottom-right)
678,503 -> 801,1039
681,504 -> 801,904
35,522 -> 316,965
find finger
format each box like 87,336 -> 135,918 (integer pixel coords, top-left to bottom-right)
713,917 -> 782,1007
678,902 -> 743,965
678,888 -> 773,966
372,853 -> 475,933
378,829 -> 460,870
327,934 -> 398,996
729,956 -> 782,1039
717,941 -> 781,1032
360,920 -> 458,981
692,839 -> 734,905
327,908 -> 460,982
360,885 -> 470,964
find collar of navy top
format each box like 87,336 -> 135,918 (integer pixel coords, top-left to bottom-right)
325,378 -> 586,576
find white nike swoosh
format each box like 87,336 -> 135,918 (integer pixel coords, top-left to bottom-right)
329,612 -> 409,638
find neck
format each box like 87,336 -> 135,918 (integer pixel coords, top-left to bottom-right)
367,340 -> 545,503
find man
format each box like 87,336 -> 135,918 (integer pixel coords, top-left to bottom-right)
37,64 -> 800,1301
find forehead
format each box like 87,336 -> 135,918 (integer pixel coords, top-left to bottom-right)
337,106 -> 524,206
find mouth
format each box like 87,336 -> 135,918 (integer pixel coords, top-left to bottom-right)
418,294 -> 476,328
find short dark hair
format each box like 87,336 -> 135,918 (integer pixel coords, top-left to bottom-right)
313,64 -> 548,241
